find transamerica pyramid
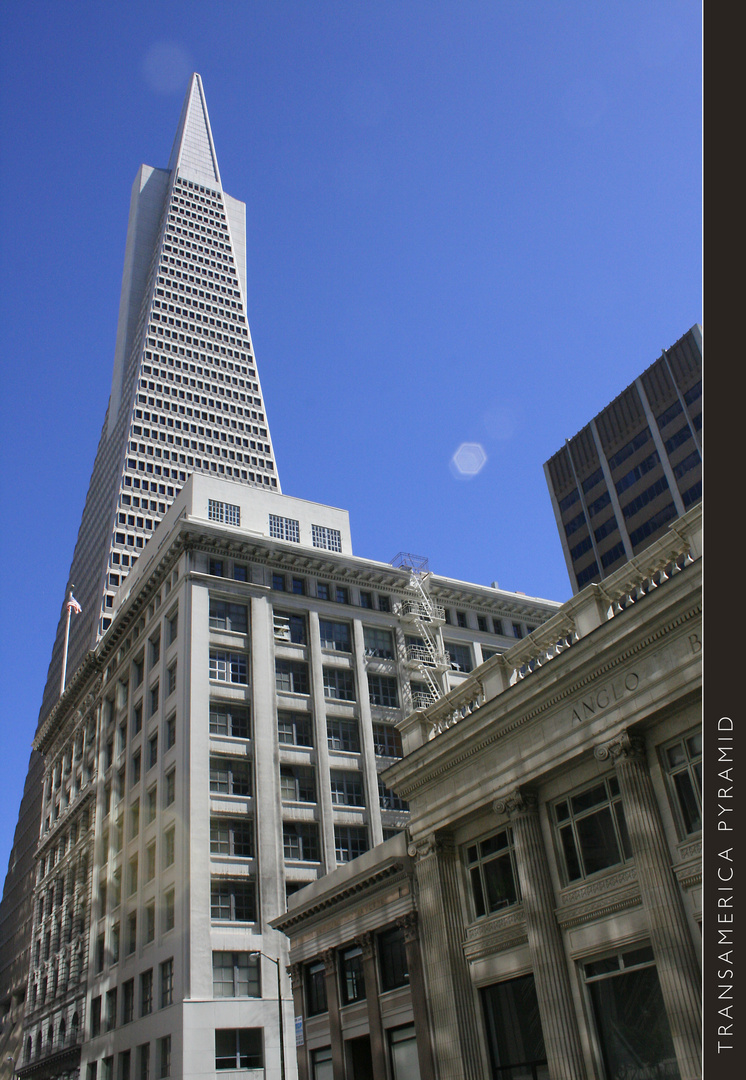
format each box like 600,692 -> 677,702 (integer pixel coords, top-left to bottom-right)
0,73 -> 281,1061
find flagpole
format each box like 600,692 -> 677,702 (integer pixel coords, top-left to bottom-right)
60,586 -> 74,697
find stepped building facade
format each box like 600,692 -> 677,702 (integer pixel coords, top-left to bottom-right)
0,76 -> 561,1079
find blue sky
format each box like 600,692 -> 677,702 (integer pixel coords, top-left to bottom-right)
0,1 -> 701,877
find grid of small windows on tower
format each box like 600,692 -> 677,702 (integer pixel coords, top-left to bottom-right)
100,177 -> 279,633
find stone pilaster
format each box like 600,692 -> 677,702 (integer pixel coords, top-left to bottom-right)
494,791 -> 588,1080
410,834 -> 483,1080
595,732 -> 701,1079
288,965 -> 309,1080
359,932 -> 386,1078
399,914 -> 436,1080
322,949 -> 344,1080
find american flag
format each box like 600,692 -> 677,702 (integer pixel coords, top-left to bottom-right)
67,595 -> 82,615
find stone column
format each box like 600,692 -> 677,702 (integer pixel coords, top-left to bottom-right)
359,932 -> 387,1079
400,914 -> 436,1080
494,791 -> 587,1080
288,965 -> 309,1080
410,834 -> 483,1080
322,949 -> 345,1080
595,732 -> 701,1079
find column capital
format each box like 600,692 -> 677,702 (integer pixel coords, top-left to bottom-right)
321,948 -> 337,975
357,931 -> 377,961
493,789 -> 539,819
595,730 -> 646,765
288,963 -> 303,991
396,912 -> 419,944
408,833 -> 454,861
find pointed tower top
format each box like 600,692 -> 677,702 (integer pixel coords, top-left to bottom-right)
167,73 -> 222,189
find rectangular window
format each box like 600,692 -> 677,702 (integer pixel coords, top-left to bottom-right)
311,524 -> 342,552
553,776 -> 632,883
316,582 -> 329,601
275,659 -> 309,695
335,586 -> 349,604
209,651 -> 248,684
150,683 -> 159,717
211,880 -> 257,922
147,784 -> 157,823
277,710 -> 313,747
209,600 -> 248,633
210,702 -> 250,738
215,1029 -> 263,1071
132,702 -> 143,736
583,946 -> 677,1080
148,733 -> 158,769
339,945 -> 365,1005
146,841 -> 156,881
136,1044 -> 149,1080
209,499 -> 240,526
160,958 -> 174,1008
165,714 -> 176,750
166,664 -> 177,697
480,974 -> 547,1079
145,901 -> 155,943
91,995 -> 102,1036
166,609 -> 178,645
319,619 -> 351,652
157,1035 -> 171,1078
209,558 -> 224,577
210,757 -> 251,796
273,611 -> 306,644
131,750 -> 141,786
330,770 -> 365,807
446,642 -> 473,672
118,1051 -> 131,1080
212,952 -> 260,998
159,887 -> 173,933
283,823 -> 320,862
305,962 -> 327,1016
465,828 -> 520,917
323,667 -> 355,701
368,673 -> 399,708
165,770 -> 175,806
378,926 -> 409,991
280,765 -> 316,803
210,817 -> 254,857
122,978 -> 135,1024
233,563 -> 248,582
372,723 -> 403,758
662,729 -> 702,836
271,573 -> 286,591
363,626 -> 394,658
130,800 -> 140,838
106,987 -> 117,1030
128,854 -> 138,895
292,576 -> 305,595
163,826 -> 175,867
150,634 -> 160,666
334,825 -> 368,863
327,718 -> 360,753
269,513 -> 300,542
140,969 -> 153,1017
378,778 -> 408,812
126,911 -> 137,954
359,590 -> 372,608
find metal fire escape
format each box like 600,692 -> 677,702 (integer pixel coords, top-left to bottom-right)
391,553 -> 449,709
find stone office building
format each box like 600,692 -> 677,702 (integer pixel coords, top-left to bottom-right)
277,504 -> 701,1080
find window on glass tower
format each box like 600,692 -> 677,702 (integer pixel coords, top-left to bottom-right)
661,728 -> 702,836
465,828 -> 520,917
553,776 -> 632,883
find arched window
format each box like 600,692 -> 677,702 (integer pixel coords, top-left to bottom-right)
59,1017 -> 66,1045
35,1030 -> 42,1057
25,1035 -> 32,1062
71,1012 -> 79,1042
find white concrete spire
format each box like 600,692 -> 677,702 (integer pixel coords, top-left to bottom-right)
167,72 -> 222,188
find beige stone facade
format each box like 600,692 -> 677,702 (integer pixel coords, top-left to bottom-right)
275,505 -> 701,1080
